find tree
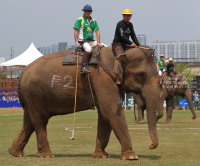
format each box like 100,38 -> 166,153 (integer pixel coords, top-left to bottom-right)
175,62 -> 200,86
173,62 -> 200,106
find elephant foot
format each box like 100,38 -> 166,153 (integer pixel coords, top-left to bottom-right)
8,148 -> 25,157
120,150 -> 139,160
36,150 -> 54,158
138,120 -> 145,124
166,120 -> 173,124
92,150 -> 110,158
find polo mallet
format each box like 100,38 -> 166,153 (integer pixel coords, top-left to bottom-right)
70,51 -> 79,140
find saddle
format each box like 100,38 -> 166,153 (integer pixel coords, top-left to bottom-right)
62,46 -> 101,65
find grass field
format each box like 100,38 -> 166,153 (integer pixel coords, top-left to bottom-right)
0,107 -> 200,166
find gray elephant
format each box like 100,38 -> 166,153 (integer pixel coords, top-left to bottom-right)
8,47 -> 159,160
134,73 -> 196,124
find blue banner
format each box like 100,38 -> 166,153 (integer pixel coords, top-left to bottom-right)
0,88 -> 22,107
178,99 -> 189,107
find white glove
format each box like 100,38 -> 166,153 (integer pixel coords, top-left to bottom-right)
76,42 -> 80,47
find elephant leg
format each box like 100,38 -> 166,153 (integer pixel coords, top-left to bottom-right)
99,104 -> 138,160
8,108 -> 34,157
92,108 -> 112,158
138,106 -> 145,124
166,98 -> 173,124
34,119 -> 54,158
27,104 -> 54,158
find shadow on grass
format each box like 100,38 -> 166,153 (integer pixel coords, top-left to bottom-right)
26,154 -> 120,158
55,154 -> 121,158
138,155 -> 161,160
26,154 -> 161,160
157,121 -> 195,125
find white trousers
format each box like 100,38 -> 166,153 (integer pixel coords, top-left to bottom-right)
83,41 -> 97,53
82,41 -> 108,53
158,69 -> 165,76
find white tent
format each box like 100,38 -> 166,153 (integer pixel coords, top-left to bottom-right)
0,43 -> 43,68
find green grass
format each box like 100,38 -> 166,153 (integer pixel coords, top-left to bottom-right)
0,107 -> 200,166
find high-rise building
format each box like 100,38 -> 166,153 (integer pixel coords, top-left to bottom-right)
179,40 -> 200,62
151,40 -> 200,62
137,34 -> 146,45
151,41 -> 178,60
58,42 -> 68,51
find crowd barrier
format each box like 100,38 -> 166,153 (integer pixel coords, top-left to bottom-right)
0,79 -> 22,107
178,99 -> 189,107
0,88 -> 22,107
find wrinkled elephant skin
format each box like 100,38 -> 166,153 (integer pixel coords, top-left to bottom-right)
9,47 -> 158,160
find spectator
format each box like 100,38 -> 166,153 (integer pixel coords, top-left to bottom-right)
193,91 -> 199,110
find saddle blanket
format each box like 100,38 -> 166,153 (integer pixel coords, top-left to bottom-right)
62,48 -> 98,65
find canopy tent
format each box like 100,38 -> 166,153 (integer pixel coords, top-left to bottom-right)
0,43 -> 43,68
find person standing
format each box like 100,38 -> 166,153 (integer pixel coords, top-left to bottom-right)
193,91 -> 199,110
73,4 -> 102,74
112,9 -> 145,84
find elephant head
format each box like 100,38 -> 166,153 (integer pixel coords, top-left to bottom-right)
121,47 -> 159,149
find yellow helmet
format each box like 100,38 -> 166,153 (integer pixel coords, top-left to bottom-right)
169,58 -> 173,61
122,9 -> 132,15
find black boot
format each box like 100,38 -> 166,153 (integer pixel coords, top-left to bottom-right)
80,63 -> 91,74
80,51 -> 91,74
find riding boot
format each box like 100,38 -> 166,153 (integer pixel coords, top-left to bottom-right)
80,51 -> 91,74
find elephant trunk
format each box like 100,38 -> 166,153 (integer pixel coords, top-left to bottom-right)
144,82 -> 158,149
185,88 -> 196,120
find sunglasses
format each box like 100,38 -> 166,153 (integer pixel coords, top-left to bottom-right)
84,10 -> 92,12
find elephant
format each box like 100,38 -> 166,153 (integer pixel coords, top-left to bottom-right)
8,46 -> 159,160
134,73 -> 196,124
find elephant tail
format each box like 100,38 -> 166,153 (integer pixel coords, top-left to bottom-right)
17,70 -> 25,108
134,101 -> 137,122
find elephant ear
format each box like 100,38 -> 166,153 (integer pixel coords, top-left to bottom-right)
113,54 -> 126,83
115,53 -> 126,63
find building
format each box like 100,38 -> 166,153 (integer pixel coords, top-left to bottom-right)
137,34 -> 146,45
151,40 -> 200,62
37,44 -> 58,55
58,42 -> 68,51
151,41 -> 178,60
179,40 -> 200,62
38,42 -> 68,55
0,58 -> 5,64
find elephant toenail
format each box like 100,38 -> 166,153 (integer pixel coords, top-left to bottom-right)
122,157 -> 126,160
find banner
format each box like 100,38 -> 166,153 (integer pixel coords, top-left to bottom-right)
0,88 -> 22,107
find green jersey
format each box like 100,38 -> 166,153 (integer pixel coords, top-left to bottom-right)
156,59 -> 164,70
73,15 -> 99,41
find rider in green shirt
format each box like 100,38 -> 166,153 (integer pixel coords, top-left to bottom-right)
73,4 -> 102,74
156,54 -> 166,84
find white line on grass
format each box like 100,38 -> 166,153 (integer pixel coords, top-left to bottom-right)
2,114 -> 23,117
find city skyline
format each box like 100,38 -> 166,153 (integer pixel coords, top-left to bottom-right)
2,36 -> 200,63
1,0 -> 200,61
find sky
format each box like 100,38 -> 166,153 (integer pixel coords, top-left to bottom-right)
1,0 -> 200,60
